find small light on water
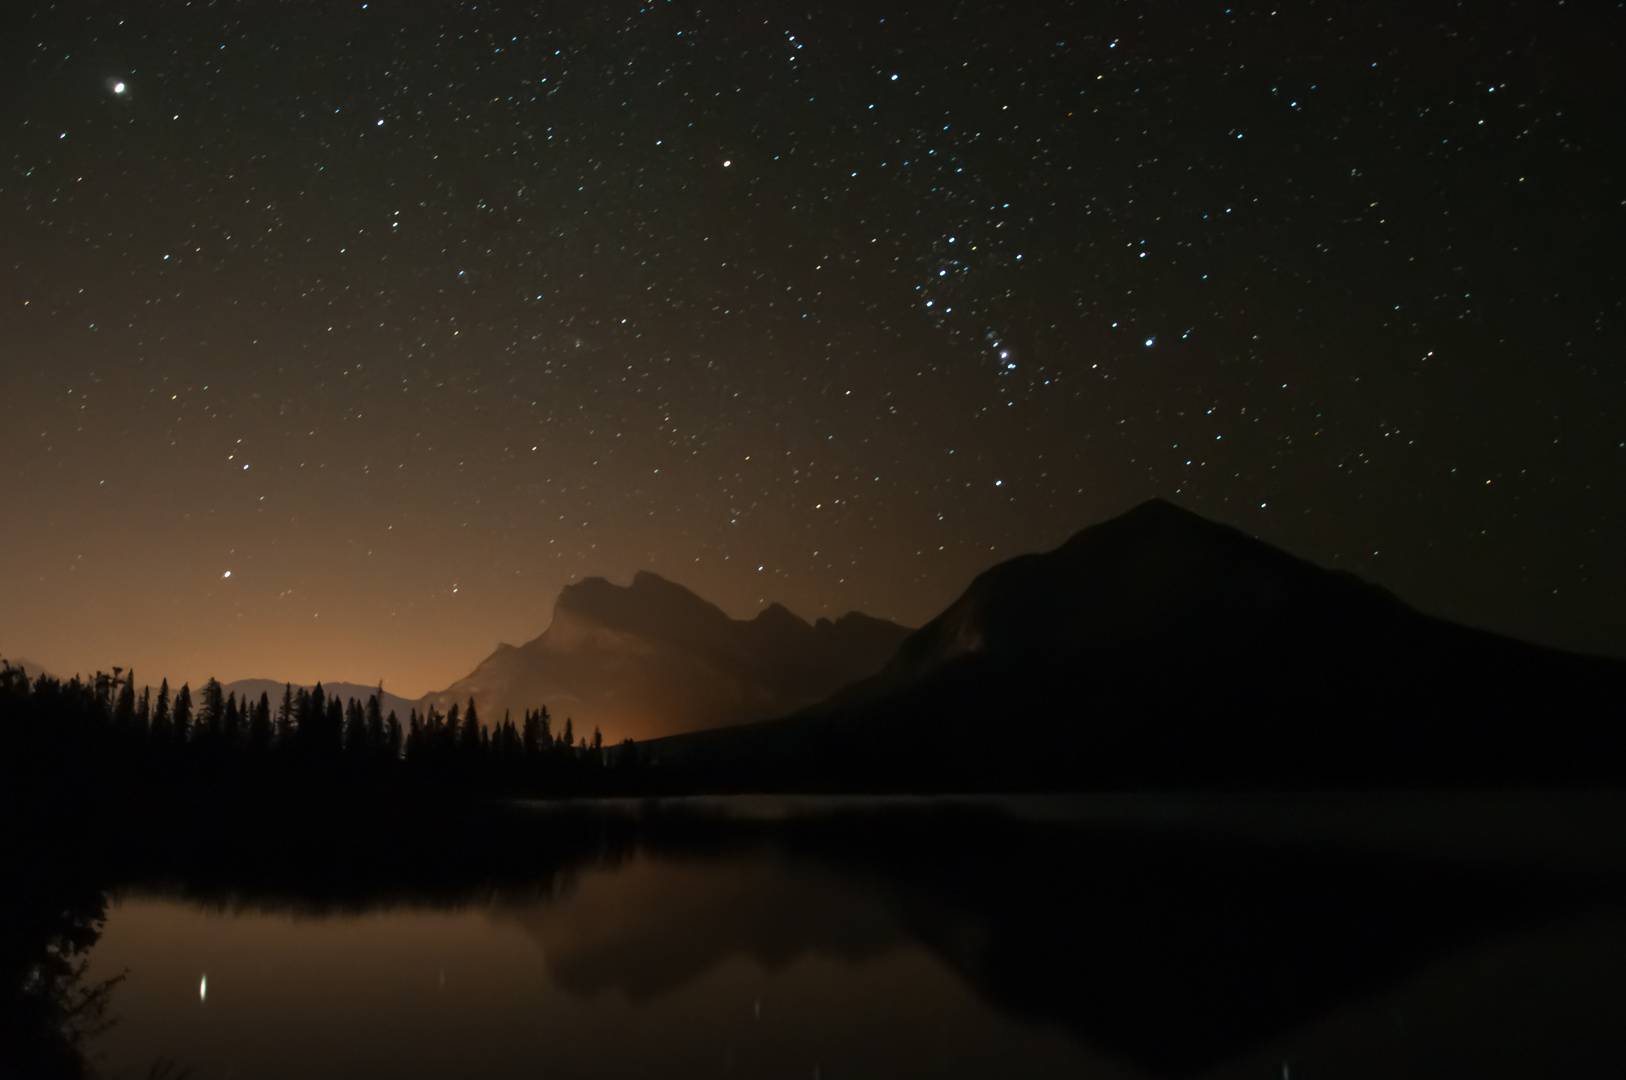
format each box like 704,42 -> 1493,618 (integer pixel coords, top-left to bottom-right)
199,973 -> 207,1002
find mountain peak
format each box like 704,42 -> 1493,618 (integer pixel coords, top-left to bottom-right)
883,499 -> 1365,683
553,572 -> 732,640
753,602 -> 810,630
430,573 -> 914,742
631,569 -> 683,591
1058,497 -> 1251,557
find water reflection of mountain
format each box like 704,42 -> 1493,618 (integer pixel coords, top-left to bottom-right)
496,803 -> 1626,1075
13,797 -> 1626,1078
502,856 -> 905,1002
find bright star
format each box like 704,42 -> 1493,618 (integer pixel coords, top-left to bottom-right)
113,82 -> 126,94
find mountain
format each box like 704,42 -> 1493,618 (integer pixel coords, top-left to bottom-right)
421,571 -> 913,743
6,659 -> 57,682
222,679 -> 420,721
648,499 -> 1626,789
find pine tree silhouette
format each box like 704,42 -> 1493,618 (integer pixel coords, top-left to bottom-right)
172,684 -> 192,743
250,692 -> 273,751
461,699 -> 480,757
152,679 -> 171,742
223,692 -> 242,747
344,697 -> 367,753
275,684 -> 295,746
199,679 -> 225,741
114,671 -> 136,730
365,695 -> 385,753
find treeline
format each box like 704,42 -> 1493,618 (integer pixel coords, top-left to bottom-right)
0,660 -> 636,797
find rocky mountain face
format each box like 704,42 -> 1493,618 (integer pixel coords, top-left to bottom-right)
650,499 -> 1626,789
421,571 -> 912,743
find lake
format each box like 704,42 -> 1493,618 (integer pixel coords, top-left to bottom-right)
66,793 -> 1626,1077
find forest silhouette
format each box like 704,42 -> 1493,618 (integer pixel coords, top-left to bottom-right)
0,660 -> 631,808
0,656 -> 659,1079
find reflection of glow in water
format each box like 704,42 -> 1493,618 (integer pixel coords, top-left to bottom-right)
199,974 -> 207,1002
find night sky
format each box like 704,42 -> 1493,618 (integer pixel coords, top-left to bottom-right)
3,0 -> 1623,696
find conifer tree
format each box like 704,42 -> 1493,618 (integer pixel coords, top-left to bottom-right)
223,692 -> 242,746
365,694 -> 385,751
461,698 -> 480,754
422,706 -> 442,758
275,683 -> 295,745
405,709 -> 424,760
307,684 -> 328,750
386,711 -> 403,760
199,678 -> 225,740
114,670 -> 136,729
172,684 -> 193,743
294,687 -> 313,746
523,705 -> 556,754
135,685 -> 151,736
94,670 -> 115,715
344,698 -> 367,752
250,692 -> 272,751
325,697 -> 344,754
152,679 -> 172,742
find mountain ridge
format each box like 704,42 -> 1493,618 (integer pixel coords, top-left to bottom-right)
646,499 -> 1626,789
421,571 -> 913,743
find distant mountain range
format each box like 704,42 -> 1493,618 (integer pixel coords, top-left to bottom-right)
5,577 -> 909,743
222,679 -> 421,721
7,659 -> 56,682
648,499 -> 1626,788
420,571 -> 913,743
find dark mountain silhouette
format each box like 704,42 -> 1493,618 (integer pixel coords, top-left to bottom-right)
421,571 -> 912,742
649,499 -> 1626,789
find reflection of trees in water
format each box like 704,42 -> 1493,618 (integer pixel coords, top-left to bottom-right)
0,881 -> 122,1080
12,798 -> 1626,1077
0,878 -> 199,1080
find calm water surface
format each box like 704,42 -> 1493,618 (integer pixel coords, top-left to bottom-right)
76,794 -> 1626,1078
